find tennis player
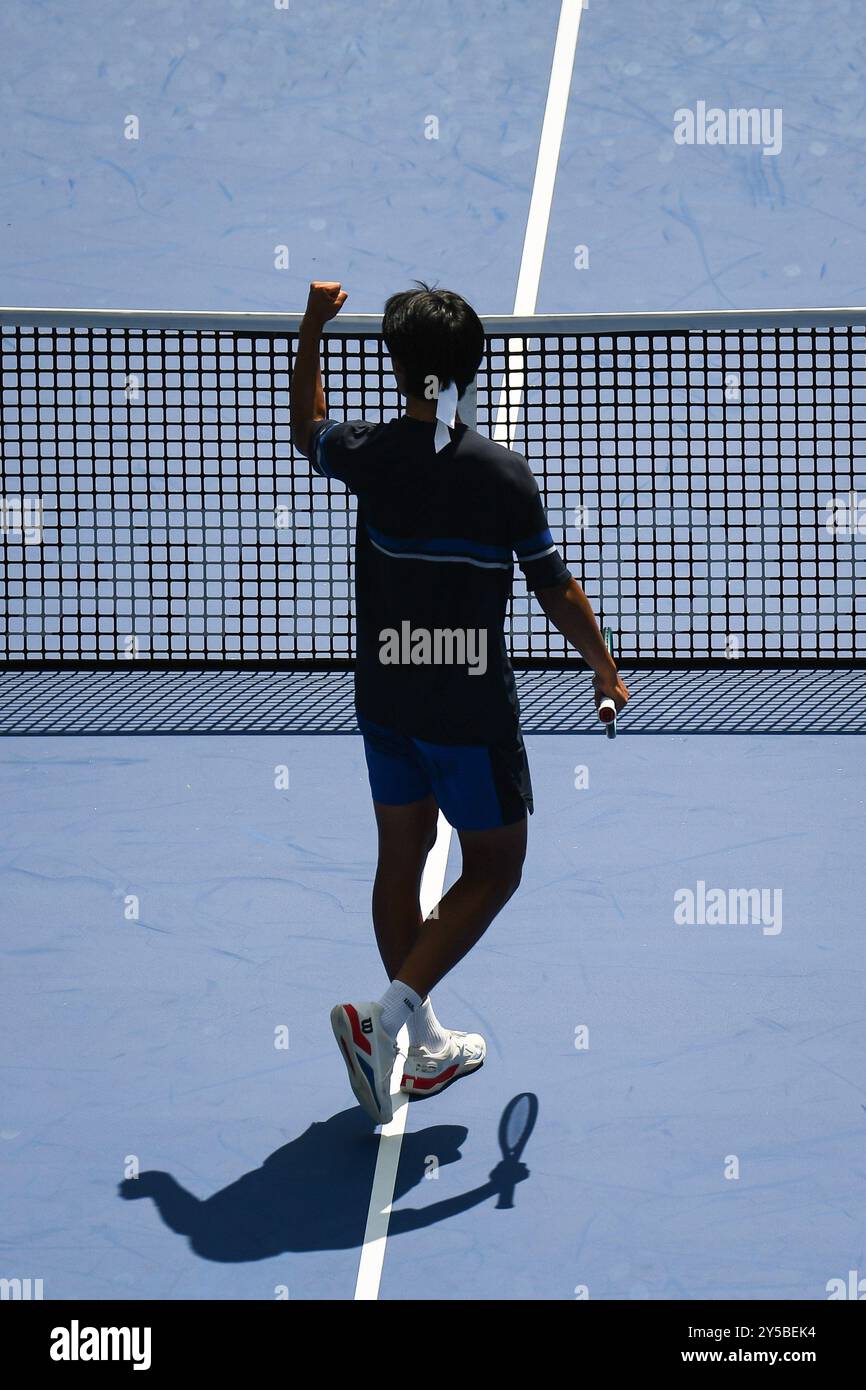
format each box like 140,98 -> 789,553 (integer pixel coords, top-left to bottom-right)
292,281 -> 628,1123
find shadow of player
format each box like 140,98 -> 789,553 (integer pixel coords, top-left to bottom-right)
119,1104 -> 529,1262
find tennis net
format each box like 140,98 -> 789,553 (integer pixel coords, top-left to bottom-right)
1,307 -> 864,667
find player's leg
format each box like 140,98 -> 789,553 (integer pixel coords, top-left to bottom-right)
393,730 -> 531,1098
332,723 -> 530,1119
395,814 -> 526,1098
371,796 -> 460,1094
371,795 -> 438,979
331,720 -> 440,1124
394,814 -> 527,997
396,730 -> 531,995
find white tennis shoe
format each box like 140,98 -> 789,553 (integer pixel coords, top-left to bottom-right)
400,1029 -> 486,1098
330,1001 -> 398,1124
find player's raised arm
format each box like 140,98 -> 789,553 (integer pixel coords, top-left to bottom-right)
290,280 -> 348,457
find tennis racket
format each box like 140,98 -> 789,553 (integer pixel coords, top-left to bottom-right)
598,626 -> 617,739
495,1092 -> 539,1209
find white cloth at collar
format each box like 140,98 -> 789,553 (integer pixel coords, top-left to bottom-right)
434,380 -> 459,453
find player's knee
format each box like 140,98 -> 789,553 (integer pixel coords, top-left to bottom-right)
498,861 -> 523,903
483,867 -> 522,915
502,835 -> 527,896
459,819 -> 526,906
463,855 -> 523,906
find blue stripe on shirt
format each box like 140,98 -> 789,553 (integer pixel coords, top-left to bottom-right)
312,422 -> 339,478
513,527 -> 555,557
366,523 -> 512,565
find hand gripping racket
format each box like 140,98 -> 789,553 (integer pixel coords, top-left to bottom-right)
495,1092 -> 539,1209
597,626 -> 617,739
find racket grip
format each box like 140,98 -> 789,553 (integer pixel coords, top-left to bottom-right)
600,627 -> 618,739
495,1185 -> 515,1211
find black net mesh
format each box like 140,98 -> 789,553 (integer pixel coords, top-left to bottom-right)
1,316 -> 864,665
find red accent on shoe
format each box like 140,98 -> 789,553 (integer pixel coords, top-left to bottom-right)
345,1004 -> 372,1055
407,1063 -> 460,1093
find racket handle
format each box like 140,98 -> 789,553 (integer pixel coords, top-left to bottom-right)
601,626 -> 618,740
597,697 -> 616,724
495,1184 -> 515,1211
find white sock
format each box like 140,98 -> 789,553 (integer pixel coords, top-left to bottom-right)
378,979 -> 423,1038
408,996 -> 450,1052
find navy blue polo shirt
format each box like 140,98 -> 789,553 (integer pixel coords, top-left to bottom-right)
310,414 -> 571,744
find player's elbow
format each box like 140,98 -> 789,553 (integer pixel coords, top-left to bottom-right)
291,421 -> 312,457
293,416 -> 329,459
534,576 -> 576,617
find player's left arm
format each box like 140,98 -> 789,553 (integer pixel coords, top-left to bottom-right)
291,281 -> 348,457
535,578 -> 629,712
507,459 -> 628,713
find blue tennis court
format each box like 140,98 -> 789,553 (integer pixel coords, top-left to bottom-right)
1,673 -> 864,1300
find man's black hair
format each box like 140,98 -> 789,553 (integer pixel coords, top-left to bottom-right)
382,281 -> 484,402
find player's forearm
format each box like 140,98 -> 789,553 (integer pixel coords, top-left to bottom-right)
290,317 -> 327,452
535,577 -> 616,675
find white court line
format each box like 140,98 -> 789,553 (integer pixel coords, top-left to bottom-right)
513,0 -> 585,317
353,811 -> 452,1300
494,0 -> 585,445
353,0 -> 585,1301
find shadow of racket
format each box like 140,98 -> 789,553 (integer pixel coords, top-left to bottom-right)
495,1092 -> 539,1209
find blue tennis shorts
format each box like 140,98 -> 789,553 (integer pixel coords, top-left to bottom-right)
358,716 -> 533,831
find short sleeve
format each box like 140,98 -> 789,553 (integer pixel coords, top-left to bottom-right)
509,457 -> 572,591
309,418 -> 381,493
